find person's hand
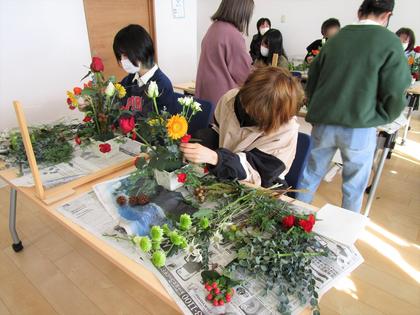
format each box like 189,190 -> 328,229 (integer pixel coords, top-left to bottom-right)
180,143 -> 218,165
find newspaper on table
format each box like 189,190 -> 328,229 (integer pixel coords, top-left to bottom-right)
56,179 -> 364,315
10,138 -> 141,188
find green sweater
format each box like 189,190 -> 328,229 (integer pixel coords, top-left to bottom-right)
305,24 -> 412,128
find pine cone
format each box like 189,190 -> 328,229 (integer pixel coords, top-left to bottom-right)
129,196 -> 138,207
194,186 -> 206,203
116,195 -> 127,206
137,194 -> 150,205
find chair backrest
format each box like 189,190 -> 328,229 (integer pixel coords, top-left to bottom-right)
174,92 -> 214,134
285,132 -> 312,198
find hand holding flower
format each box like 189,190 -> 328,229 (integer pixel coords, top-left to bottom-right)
180,143 -> 218,166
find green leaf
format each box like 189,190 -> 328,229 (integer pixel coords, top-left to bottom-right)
192,207 -> 214,219
81,87 -> 97,96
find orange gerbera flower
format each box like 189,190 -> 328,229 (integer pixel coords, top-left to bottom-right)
166,114 -> 188,140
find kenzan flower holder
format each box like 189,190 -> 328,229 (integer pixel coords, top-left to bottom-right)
153,169 -> 183,191
12,101 -> 136,205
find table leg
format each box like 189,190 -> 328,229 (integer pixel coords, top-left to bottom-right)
9,188 -> 23,252
401,106 -> 414,146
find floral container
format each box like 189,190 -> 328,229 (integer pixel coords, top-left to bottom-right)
154,169 -> 183,191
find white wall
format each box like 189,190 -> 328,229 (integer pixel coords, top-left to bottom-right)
0,0 -> 91,130
197,0 -> 420,60
154,0 -> 198,84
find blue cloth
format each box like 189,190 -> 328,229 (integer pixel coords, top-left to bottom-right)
120,68 -> 179,115
295,124 -> 377,212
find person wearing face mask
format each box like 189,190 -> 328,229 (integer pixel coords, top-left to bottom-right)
255,29 -> 288,69
305,18 -> 341,63
113,24 -> 178,116
396,27 -> 416,57
295,0 -> 411,213
249,18 -> 271,62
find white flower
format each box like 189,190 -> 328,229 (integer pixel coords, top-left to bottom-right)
147,81 -> 159,98
105,82 -> 116,97
185,239 -> 202,261
210,230 -> 223,248
220,222 -> 233,232
191,101 -> 202,112
178,96 -> 194,107
192,253 -> 203,263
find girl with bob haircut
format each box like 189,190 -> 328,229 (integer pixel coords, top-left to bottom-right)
113,24 -> 178,116
396,27 -> 416,56
249,17 -> 271,62
195,0 -> 254,107
181,67 -> 304,188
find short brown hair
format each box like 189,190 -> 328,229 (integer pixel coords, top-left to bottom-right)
211,0 -> 254,35
239,67 -> 304,133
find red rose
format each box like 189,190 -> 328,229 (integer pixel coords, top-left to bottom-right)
83,116 -> 92,123
177,173 -> 187,183
312,49 -> 320,55
69,105 -> 76,110
282,215 -> 295,229
84,81 -> 93,88
75,136 -> 81,145
180,134 -> 191,143
414,46 -> 420,53
299,218 -> 314,233
66,97 -> 72,105
73,87 -> 82,95
413,73 -> 419,81
99,143 -> 111,153
119,116 -> 135,134
308,214 -> 315,225
90,56 -> 104,72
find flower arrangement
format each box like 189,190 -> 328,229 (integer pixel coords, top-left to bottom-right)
408,46 -> 420,81
66,56 -> 127,152
128,82 -> 202,188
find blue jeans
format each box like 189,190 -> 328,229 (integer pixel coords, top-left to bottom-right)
296,124 -> 377,212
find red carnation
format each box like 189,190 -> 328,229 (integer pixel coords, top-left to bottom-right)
84,81 -> 92,88
312,49 -> 320,56
299,218 -> 314,233
69,105 -> 76,110
413,73 -> 419,81
83,116 -> 92,123
90,56 -> 104,72
119,116 -> 135,134
99,143 -> 111,153
73,87 -> 82,95
180,134 -> 191,143
66,97 -> 72,105
308,214 -> 316,225
282,215 -> 295,229
75,136 -> 82,145
414,46 -> 420,53
177,173 -> 187,183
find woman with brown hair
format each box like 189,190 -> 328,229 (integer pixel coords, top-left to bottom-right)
181,67 -> 304,188
195,0 -> 254,107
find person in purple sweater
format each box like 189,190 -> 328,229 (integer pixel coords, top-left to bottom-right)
195,0 -> 254,107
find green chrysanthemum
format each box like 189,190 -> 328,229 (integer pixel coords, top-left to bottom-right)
162,224 -> 171,236
179,214 -> 192,231
169,232 -> 183,246
152,250 -> 166,268
199,217 -> 210,229
150,226 -> 163,241
139,237 -> 152,252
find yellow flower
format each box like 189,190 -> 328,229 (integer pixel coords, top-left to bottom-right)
66,91 -> 78,106
166,114 -> 188,140
115,83 -> 126,98
148,117 -> 163,126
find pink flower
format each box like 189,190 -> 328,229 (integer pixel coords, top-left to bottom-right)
99,143 -> 111,153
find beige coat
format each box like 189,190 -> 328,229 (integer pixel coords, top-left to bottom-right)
213,89 -> 299,187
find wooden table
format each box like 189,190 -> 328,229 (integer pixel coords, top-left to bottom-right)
0,166 -> 318,315
402,83 -> 420,145
173,81 -> 196,96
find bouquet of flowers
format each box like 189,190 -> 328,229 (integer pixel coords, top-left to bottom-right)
66,57 -> 127,151
130,82 -> 202,174
408,46 -> 420,81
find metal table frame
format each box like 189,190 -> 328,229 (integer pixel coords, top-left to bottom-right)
9,187 -> 23,252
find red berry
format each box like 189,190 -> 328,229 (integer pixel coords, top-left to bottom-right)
219,300 -> 224,306
213,300 -> 218,306
212,282 -> 218,289
206,294 -> 213,301
226,296 -> 231,303
205,285 -> 212,291
225,293 -> 231,299
214,288 -> 220,294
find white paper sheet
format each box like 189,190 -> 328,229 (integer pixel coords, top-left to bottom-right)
312,203 -> 368,246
